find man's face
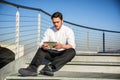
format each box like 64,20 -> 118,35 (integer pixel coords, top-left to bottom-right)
52,17 -> 63,30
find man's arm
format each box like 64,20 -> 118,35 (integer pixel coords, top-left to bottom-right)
39,29 -> 50,47
55,43 -> 72,50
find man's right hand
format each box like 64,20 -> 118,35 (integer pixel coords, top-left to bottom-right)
42,43 -> 50,50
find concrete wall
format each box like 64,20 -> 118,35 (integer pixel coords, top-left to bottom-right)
0,44 -> 24,59
0,51 -> 36,80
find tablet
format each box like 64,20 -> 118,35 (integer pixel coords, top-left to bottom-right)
44,42 -> 57,49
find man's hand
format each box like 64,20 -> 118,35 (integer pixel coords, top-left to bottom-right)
42,43 -> 50,50
55,43 -> 72,50
55,43 -> 63,50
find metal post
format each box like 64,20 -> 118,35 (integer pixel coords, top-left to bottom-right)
16,10 -> 20,59
103,32 -> 105,53
87,30 -> 90,50
37,13 -> 41,48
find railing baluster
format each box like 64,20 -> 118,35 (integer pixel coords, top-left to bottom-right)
103,32 -> 105,53
37,13 -> 41,48
16,10 -> 20,59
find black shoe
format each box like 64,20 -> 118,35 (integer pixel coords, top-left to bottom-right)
18,67 -> 37,76
39,65 -> 54,76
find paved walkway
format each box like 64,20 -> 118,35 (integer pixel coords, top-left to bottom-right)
6,71 -> 120,80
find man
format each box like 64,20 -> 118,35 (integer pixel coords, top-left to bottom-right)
19,12 -> 76,76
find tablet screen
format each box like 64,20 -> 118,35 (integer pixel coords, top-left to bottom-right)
44,42 -> 57,49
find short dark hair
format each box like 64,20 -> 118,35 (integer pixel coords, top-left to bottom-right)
51,12 -> 63,20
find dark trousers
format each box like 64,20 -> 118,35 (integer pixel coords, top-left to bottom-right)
29,48 -> 76,71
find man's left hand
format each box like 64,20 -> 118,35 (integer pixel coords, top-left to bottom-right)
55,43 -> 63,49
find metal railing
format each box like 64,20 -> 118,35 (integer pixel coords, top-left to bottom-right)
0,0 -> 120,59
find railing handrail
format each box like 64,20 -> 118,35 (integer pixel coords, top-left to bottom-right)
0,0 -> 120,33
0,0 -> 51,16
64,20 -> 120,33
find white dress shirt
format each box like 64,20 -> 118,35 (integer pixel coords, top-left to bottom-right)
40,25 -> 75,50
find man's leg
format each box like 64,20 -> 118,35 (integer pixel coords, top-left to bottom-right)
19,48 -> 49,76
39,50 -> 57,76
39,48 -> 76,76
29,48 -> 48,68
51,48 -> 76,71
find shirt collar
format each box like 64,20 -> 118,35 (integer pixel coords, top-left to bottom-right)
53,25 -> 64,32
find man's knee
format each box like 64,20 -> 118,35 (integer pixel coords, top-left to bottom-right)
36,48 -> 46,57
65,48 -> 76,61
66,48 -> 76,56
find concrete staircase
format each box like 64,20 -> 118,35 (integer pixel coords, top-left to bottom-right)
2,53 -> 120,80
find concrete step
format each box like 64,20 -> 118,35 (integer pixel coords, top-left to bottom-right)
58,65 -> 120,74
72,55 -> 120,62
24,54 -> 120,64
25,61 -> 120,74
35,61 -> 120,74
1,53 -> 120,80
36,63 -> 120,74
25,55 -> 120,68
27,55 -> 120,74
5,71 -> 120,80
68,61 -> 120,66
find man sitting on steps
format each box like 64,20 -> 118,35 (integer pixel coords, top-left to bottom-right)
18,12 -> 76,76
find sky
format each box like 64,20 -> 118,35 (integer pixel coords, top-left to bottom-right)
0,0 -> 120,52
1,0 -> 120,31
